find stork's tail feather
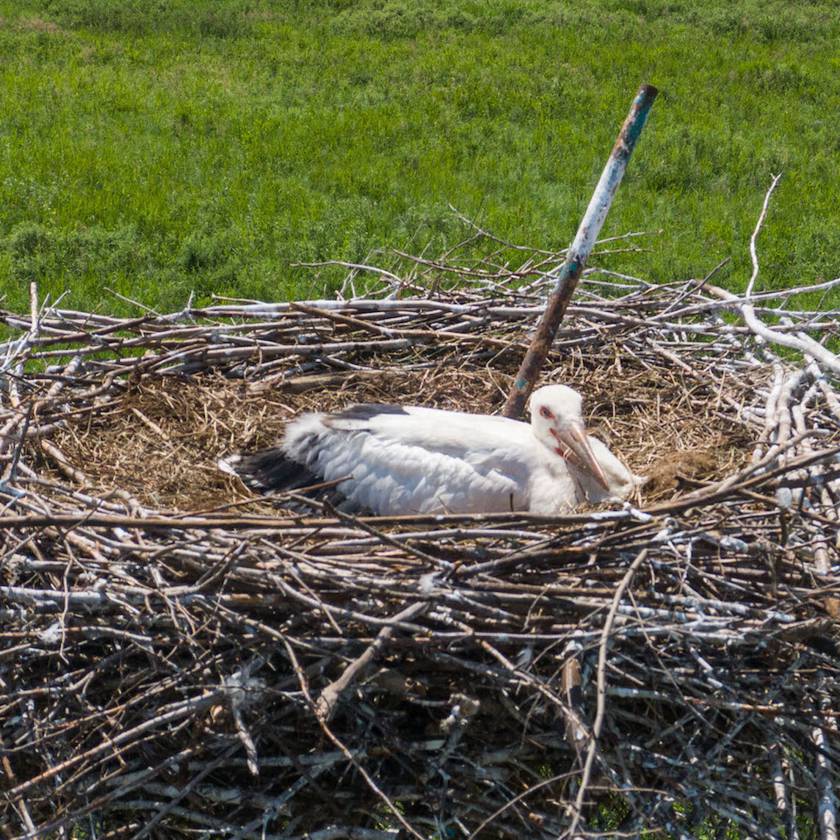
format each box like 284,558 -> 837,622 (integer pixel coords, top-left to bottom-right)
218,447 -> 359,512
218,448 -> 320,494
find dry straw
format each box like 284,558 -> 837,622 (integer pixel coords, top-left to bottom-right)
1,187 -> 839,839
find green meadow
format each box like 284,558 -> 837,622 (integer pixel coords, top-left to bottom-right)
0,0 -> 839,316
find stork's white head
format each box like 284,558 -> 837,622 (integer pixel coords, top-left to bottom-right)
528,385 -> 609,491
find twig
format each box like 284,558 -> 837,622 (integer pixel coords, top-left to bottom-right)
564,549 -> 649,838
315,601 -> 428,721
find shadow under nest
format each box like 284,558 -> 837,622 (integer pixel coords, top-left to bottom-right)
2,278 -> 839,840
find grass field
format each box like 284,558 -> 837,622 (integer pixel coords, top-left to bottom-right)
0,0 -> 839,315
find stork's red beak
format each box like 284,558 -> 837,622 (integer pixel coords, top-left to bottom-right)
552,421 -> 610,492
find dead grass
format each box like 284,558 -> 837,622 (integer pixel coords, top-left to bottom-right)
17,16 -> 61,33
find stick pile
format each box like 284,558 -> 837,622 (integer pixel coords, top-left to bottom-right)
1,227 -> 839,838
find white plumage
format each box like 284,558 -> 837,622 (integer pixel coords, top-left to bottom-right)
220,385 -> 642,515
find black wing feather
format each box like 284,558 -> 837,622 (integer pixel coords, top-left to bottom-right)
223,445 -> 364,512
222,403 -> 408,510
228,447 -> 320,493
331,403 -> 409,421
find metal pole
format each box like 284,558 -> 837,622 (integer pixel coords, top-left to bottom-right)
502,83 -> 658,419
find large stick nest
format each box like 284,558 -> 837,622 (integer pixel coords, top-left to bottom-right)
1,236 -> 839,839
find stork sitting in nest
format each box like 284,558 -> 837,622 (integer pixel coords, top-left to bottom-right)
220,384 -> 642,515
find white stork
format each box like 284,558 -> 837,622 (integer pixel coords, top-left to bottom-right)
219,384 -> 642,515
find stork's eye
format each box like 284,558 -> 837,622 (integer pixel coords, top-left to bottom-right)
539,406 -> 553,419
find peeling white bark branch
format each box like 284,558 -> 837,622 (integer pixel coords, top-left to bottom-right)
708,175 -> 840,377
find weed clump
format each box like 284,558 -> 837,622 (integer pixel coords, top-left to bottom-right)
5,221 -> 151,282
43,0 -> 254,37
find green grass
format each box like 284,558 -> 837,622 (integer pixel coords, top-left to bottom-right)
1,0 -> 839,316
